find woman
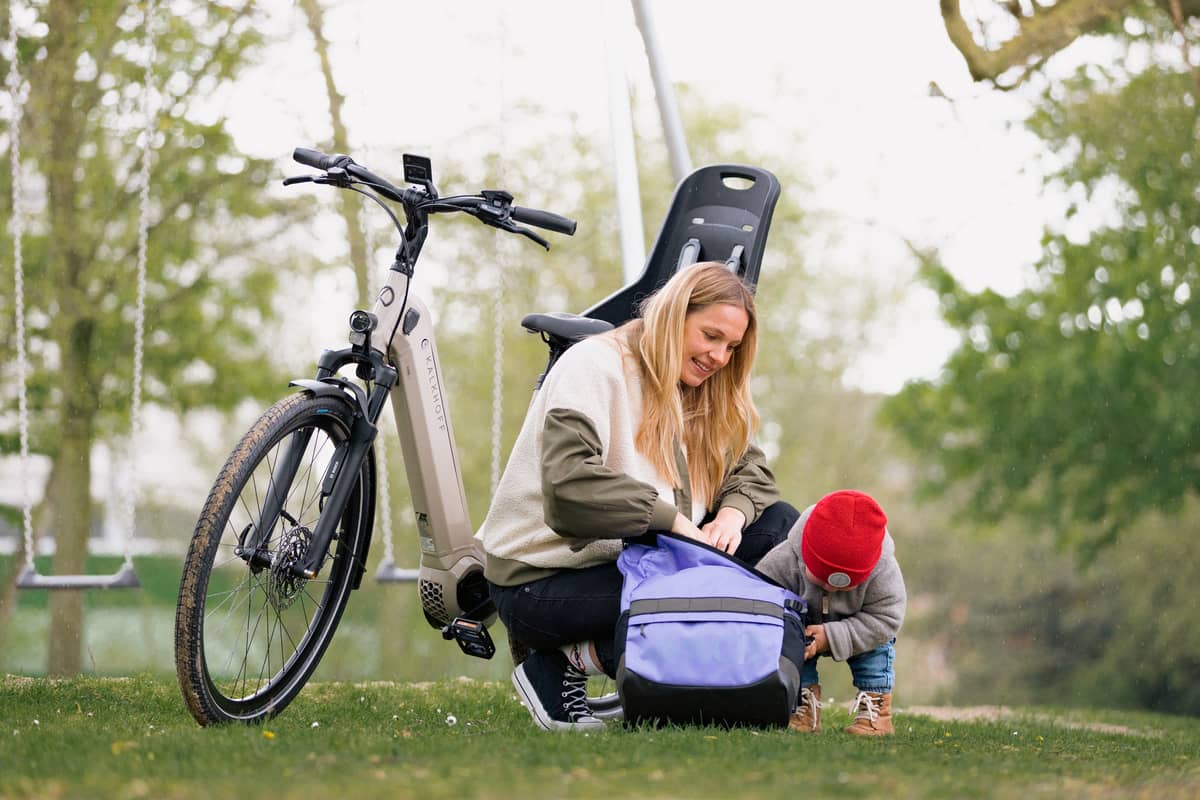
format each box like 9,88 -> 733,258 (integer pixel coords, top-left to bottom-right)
477,262 -> 797,730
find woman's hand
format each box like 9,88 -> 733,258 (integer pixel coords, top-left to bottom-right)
670,512 -> 714,547
701,506 -> 746,555
804,624 -> 828,661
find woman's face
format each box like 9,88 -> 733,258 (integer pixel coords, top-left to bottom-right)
679,302 -> 749,387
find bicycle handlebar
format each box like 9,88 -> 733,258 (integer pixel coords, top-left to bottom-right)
289,146 -> 578,241
292,147 -> 340,170
512,206 -> 576,236
293,147 -> 409,203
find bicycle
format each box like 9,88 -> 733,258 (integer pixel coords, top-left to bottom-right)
172,147 -> 617,725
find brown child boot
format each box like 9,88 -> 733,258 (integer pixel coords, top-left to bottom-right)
844,690 -> 893,736
789,684 -> 822,733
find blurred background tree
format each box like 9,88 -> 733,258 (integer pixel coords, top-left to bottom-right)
885,3 -> 1200,713
0,0 -> 314,674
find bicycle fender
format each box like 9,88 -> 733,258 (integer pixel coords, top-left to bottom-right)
289,378 -> 368,417
289,378 -> 377,590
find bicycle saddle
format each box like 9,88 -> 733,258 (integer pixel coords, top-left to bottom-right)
521,312 -> 614,343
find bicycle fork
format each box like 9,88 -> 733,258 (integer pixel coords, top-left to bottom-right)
237,353 -> 392,580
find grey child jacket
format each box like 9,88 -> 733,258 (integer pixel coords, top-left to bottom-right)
755,503 -> 906,662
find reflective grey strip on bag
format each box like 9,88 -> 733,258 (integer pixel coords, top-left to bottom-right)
628,597 -> 783,619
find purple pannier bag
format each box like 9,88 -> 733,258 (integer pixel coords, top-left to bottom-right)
614,533 -> 807,728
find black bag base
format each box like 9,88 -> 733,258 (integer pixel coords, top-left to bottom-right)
617,658 -> 800,729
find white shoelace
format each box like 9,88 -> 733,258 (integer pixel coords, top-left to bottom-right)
561,670 -> 594,722
849,690 -> 879,721
798,687 -> 821,730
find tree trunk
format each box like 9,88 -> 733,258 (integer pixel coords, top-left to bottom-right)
46,390 -> 95,676
41,0 -> 99,676
298,0 -> 371,307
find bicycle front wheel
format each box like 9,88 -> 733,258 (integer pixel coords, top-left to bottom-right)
175,391 -> 374,725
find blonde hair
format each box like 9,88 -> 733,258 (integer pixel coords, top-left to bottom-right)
617,262 -> 760,507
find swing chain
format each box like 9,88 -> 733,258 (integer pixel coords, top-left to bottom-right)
490,259 -> 506,497
7,1 -> 34,572
366,219 -> 397,568
489,12 -> 511,499
114,0 -> 158,571
7,1 -> 154,579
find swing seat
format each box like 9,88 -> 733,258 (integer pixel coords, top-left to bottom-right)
373,558 -> 420,583
16,562 -> 141,590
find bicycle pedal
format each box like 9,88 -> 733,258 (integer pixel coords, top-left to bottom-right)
442,617 -> 496,660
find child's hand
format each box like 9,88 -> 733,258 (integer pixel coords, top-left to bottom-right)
804,624 -> 828,661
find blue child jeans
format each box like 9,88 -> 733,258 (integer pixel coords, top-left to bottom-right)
802,638 -> 896,693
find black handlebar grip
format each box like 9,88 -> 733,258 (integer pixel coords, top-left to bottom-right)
293,147 -> 340,170
511,206 -> 577,236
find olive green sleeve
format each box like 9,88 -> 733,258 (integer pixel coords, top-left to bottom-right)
714,442 -> 779,526
541,407 -> 678,539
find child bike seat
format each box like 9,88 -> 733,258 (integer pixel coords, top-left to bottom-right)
524,163 -> 780,385
584,163 -> 781,326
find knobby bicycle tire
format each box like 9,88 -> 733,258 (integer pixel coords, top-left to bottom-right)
175,391 -> 373,725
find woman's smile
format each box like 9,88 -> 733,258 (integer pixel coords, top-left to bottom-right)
679,303 -> 749,387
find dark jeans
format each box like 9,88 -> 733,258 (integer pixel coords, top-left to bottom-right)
489,500 -> 799,676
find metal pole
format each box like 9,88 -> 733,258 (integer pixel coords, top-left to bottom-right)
603,0 -> 646,284
631,0 -> 692,185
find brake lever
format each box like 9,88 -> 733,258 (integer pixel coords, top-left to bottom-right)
283,167 -> 355,189
469,207 -> 549,250
510,222 -> 549,250
322,166 -> 353,188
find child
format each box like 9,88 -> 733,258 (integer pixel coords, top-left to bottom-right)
755,489 -> 906,735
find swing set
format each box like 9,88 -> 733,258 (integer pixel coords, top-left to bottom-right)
6,2 -> 159,591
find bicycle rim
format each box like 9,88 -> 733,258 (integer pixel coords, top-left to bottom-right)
176,392 -> 370,724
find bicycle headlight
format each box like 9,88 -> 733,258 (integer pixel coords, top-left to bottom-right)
348,310 -> 378,334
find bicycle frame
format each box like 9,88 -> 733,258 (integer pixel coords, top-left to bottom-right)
237,252 -> 491,639
374,272 -> 491,625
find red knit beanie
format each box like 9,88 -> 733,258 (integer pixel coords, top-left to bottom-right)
801,490 -> 887,589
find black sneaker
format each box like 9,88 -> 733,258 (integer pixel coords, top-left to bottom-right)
511,650 -> 604,731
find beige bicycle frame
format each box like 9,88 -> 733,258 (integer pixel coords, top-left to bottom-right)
372,267 -> 489,623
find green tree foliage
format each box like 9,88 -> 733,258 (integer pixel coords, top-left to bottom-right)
899,498 -> 1200,714
879,15 -> 1200,715
882,53 -> 1200,557
0,0 -> 314,673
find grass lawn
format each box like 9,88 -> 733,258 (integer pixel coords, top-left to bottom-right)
1,675 -> 1198,800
